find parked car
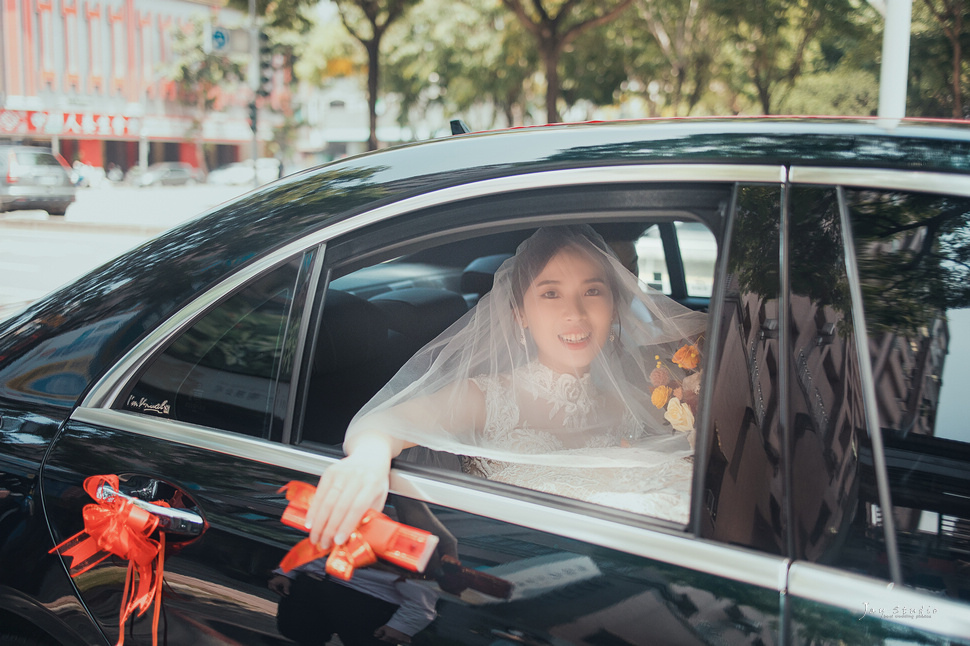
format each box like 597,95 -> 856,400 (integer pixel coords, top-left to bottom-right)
132,161 -> 204,187
1,118 -> 969,646
0,145 -> 76,216
206,158 -> 282,186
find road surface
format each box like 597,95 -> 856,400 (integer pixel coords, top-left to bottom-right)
0,183 -> 245,318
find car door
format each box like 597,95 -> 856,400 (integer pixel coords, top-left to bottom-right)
43,251 -> 319,645
777,171 -> 970,644
291,174 -> 790,645
46,166 -> 796,646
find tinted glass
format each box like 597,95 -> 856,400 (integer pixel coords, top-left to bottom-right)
119,254 -> 311,438
785,186 -> 873,573
15,151 -> 63,167
846,188 -> 970,599
701,185 -> 786,554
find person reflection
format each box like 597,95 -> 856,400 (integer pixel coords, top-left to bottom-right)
269,561 -> 437,645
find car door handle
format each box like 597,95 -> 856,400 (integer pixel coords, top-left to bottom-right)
96,483 -> 206,537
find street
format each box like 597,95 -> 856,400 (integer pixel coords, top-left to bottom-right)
0,183 -> 246,318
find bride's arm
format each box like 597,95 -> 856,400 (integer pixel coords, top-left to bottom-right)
305,427 -> 413,549
305,379 -> 485,549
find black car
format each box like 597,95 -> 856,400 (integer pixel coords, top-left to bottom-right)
1,118 -> 969,646
0,145 -> 76,216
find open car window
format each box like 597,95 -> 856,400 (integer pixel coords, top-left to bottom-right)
295,184 -> 727,527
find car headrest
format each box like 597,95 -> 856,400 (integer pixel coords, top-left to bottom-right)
314,290 -> 388,373
369,288 -> 467,346
460,254 -> 512,297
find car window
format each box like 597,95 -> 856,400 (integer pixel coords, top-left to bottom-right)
116,253 -> 312,439
700,185 -> 787,554
845,188 -> 970,599
785,186 -> 874,575
15,151 -> 62,167
635,223 -> 717,297
298,201 -> 720,526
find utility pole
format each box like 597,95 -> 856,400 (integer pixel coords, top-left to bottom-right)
875,0 -> 913,119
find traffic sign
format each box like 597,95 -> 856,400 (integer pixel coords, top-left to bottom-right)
211,27 -> 229,53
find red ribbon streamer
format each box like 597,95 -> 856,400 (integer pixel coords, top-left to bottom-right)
277,481 -> 438,581
49,475 -> 167,646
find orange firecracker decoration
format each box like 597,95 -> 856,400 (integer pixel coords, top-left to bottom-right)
277,480 -> 439,581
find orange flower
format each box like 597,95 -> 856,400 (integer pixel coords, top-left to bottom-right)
672,344 -> 700,371
651,385 -> 672,409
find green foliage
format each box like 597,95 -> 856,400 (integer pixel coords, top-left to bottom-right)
166,17 -> 246,113
294,18 -> 366,86
383,0 -> 538,129
908,0 -> 970,118
301,0 -> 966,136
225,0 -> 316,32
778,68 -> 879,116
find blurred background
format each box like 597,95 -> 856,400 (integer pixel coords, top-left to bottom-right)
1,0 -> 966,175
0,0 -> 966,317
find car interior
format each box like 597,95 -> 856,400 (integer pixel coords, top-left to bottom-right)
296,183 -> 728,450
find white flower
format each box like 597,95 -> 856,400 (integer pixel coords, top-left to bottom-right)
664,397 -> 695,433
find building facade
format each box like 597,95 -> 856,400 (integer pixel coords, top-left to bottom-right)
0,0 -> 268,174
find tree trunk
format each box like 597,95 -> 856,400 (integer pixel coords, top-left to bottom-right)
542,42 -> 560,123
367,39 -> 381,151
950,10 -> 963,118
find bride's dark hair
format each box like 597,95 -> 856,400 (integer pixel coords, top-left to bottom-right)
509,225 -> 623,309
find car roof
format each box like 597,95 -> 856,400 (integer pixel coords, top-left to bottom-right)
4,117 -> 970,405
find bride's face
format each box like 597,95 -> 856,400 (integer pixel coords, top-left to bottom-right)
519,247 -> 615,374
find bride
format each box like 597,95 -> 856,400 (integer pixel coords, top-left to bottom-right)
305,226 -> 708,550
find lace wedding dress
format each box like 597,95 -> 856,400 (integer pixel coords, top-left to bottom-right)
462,362 -> 694,524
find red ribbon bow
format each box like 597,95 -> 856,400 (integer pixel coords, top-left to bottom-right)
277,481 -> 438,581
49,475 -> 167,646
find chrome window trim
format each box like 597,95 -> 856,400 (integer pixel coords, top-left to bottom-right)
69,406 -> 790,592
788,562 -> 970,637
789,166 -> 970,196
82,163 -> 783,409
82,248 -> 319,409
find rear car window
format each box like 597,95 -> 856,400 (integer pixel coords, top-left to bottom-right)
15,151 -> 64,167
116,254 -> 311,439
846,188 -> 970,599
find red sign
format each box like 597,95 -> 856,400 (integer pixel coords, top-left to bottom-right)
0,110 -> 137,137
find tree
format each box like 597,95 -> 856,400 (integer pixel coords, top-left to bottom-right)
501,0 -> 634,123
225,0 -> 315,32
921,0 -> 966,118
710,0 -> 860,115
335,0 -> 423,150
622,0 -> 733,116
908,0 -> 969,118
382,0 -> 538,131
166,18 -> 245,173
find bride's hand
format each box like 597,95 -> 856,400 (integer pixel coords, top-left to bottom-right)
305,451 -> 390,550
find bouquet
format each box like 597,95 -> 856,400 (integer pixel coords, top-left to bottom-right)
649,341 -> 703,448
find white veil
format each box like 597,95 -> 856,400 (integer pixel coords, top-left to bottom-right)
346,226 -> 708,477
